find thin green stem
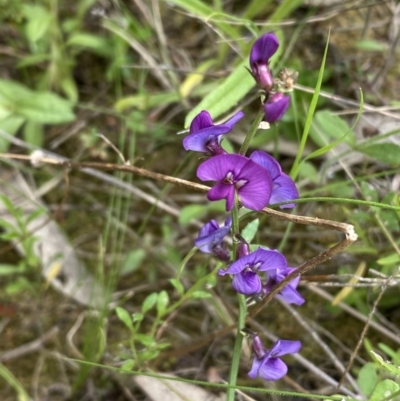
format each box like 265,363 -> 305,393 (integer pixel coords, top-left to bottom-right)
239,106 -> 265,155
226,293 -> 247,401
226,197 -> 247,401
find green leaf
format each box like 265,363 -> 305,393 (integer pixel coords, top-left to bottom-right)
358,143 -> 400,165
169,278 -> 184,295
19,93 -> 75,124
67,33 -> 111,57
120,359 -> 135,372
23,121 -> 43,147
120,249 -> 145,276
156,290 -> 169,316
377,253 -> 400,266
17,53 -> 51,68
190,290 -> 212,299
0,79 -> 75,124
142,293 -> 158,314
355,40 -> 387,52
298,161 -> 319,183
369,379 -> 399,401
135,333 -> 155,347
0,264 -> 25,276
0,115 -> 25,152
60,75 -> 79,104
241,218 -> 259,243
132,312 -> 143,323
357,362 -> 378,396
23,5 -> 51,42
115,306 -> 134,331
160,0 -> 238,39
371,351 -> 400,375
184,59 -> 254,128
179,204 -> 205,226
309,110 -> 355,149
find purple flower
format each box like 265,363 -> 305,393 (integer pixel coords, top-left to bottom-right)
183,110 -> 244,155
249,336 -> 301,381
263,267 -> 305,305
249,150 -> 298,208
218,249 -> 287,295
250,32 -> 279,91
197,154 -> 272,211
264,92 -> 290,123
195,217 -> 231,261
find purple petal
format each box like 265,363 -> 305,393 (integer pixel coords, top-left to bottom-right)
270,174 -> 299,208
183,126 -> 231,152
270,340 -> 302,357
264,95 -> 290,123
250,33 -> 279,69
256,249 -> 287,272
278,286 -> 305,305
249,151 -> 282,180
207,182 -> 235,211
257,357 -> 288,381
195,220 -> 230,253
236,159 -> 272,211
248,357 -> 263,379
190,110 -> 213,133
197,154 -> 250,182
198,219 -> 219,238
224,111 -> 245,129
232,271 -> 261,295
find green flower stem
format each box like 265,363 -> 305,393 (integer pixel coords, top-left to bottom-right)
239,107 -> 265,155
226,197 -> 247,401
226,293 -> 247,401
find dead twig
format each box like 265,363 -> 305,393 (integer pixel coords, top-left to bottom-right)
0,326 -> 59,362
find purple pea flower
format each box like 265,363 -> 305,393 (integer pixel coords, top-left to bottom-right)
249,150 -> 298,208
195,217 -> 231,261
249,335 -> 302,381
218,249 -> 287,295
250,32 -> 279,91
183,110 -> 244,155
264,92 -> 290,123
197,154 -> 272,211
263,267 -> 305,305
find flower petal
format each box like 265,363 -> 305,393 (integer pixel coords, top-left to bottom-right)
197,154 -> 249,182
232,271 -> 261,295
250,33 -> 279,69
278,286 -> 305,305
248,357 -> 263,379
224,111 -> 245,129
270,174 -> 299,208
270,340 -> 302,357
257,357 -> 288,381
207,182 -> 235,211
195,220 -> 230,253
256,249 -> 287,272
183,126 -> 231,152
249,151 -> 281,180
190,110 -> 213,133
264,95 -> 290,123
236,159 -> 272,211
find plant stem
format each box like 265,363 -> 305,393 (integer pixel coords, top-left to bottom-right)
226,293 -> 247,401
239,107 -> 265,155
226,197 -> 247,401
